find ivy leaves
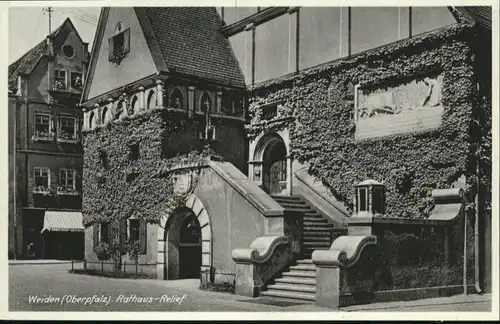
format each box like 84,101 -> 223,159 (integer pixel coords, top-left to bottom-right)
248,25 -> 482,219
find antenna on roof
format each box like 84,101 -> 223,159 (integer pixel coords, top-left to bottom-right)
42,7 -> 54,35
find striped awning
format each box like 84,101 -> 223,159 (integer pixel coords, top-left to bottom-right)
41,211 -> 84,233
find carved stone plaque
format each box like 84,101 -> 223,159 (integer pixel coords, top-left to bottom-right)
173,171 -> 194,195
355,74 -> 444,140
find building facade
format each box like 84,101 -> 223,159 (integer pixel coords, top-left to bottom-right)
8,18 -> 90,260
80,6 -> 492,303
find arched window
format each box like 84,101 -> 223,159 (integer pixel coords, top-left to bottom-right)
131,95 -> 140,113
89,112 -> 95,129
101,107 -> 108,124
200,92 -> 212,113
169,88 -> 184,110
147,90 -> 156,109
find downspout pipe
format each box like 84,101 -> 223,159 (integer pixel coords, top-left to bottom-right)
474,163 -> 483,294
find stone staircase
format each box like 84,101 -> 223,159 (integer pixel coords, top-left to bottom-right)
259,195 -> 346,303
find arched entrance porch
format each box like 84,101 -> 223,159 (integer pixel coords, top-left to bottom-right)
250,132 -> 291,196
156,194 -> 212,280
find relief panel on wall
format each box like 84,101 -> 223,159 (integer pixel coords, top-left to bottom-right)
354,74 -> 444,140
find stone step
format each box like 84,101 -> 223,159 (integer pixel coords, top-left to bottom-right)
282,270 -> 316,278
303,222 -> 334,228
283,207 -> 312,213
303,236 -> 331,242
274,277 -> 316,286
303,241 -> 331,247
260,290 -> 316,302
266,283 -> 316,294
270,195 -> 303,201
302,231 -> 331,237
296,259 -> 314,265
303,217 -> 328,223
304,213 -> 325,219
289,264 -> 316,271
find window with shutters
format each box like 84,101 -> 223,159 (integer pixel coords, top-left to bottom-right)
108,22 -> 130,63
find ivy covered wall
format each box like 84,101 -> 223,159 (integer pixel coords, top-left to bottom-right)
82,108 -> 232,228
248,23 -> 486,219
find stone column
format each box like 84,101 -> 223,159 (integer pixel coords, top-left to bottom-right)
244,23 -> 255,85
94,104 -> 100,126
107,98 -> 114,121
288,7 -> 299,74
82,109 -> 88,130
216,91 -> 223,115
138,86 -> 145,111
286,154 -> 293,195
156,80 -> 164,108
188,86 -> 196,117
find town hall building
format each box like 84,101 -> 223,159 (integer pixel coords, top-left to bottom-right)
79,7 -> 492,307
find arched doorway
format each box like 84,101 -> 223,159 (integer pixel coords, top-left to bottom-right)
179,213 -> 202,279
262,140 -> 287,195
157,193 -> 212,281
163,207 -> 202,280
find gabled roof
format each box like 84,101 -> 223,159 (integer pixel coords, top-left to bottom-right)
8,18 -> 86,92
141,7 -> 245,88
82,7 -> 245,103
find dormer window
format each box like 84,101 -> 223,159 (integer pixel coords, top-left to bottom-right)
70,72 -> 83,90
54,70 -> 67,89
109,22 -> 130,63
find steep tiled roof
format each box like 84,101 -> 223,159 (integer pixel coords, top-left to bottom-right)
142,7 -> 245,88
464,6 -> 492,30
8,39 -> 47,92
8,24 -> 64,92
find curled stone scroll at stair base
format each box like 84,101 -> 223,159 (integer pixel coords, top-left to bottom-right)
232,236 -> 291,297
311,235 -> 377,309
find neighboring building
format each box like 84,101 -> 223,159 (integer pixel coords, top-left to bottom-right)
80,6 -> 492,303
8,18 -> 90,260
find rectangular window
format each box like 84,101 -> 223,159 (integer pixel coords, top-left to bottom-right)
54,69 -> 67,89
359,188 -> 367,212
255,15 -> 289,83
34,167 -> 50,188
70,72 -> 83,90
34,114 -> 51,138
100,222 -> 109,243
372,188 -> 384,214
129,143 -> 140,161
58,116 -> 77,140
59,169 -> 75,190
129,219 -> 140,242
261,105 -> 278,121
411,7 -> 457,37
299,7 -> 348,70
109,28 -> 130,62
351,7 -> 401,54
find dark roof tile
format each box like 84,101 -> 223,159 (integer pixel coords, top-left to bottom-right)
142,7 -> 245,88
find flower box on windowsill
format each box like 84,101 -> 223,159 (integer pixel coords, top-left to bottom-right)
57,137 -> 79,144
33,186 -> 52,196
57,187 -> 80,196
32,132 -> 55,143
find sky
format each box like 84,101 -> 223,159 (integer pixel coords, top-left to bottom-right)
8,7 -> 101,64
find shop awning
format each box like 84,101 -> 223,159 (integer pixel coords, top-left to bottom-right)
41,211 -> 84,233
